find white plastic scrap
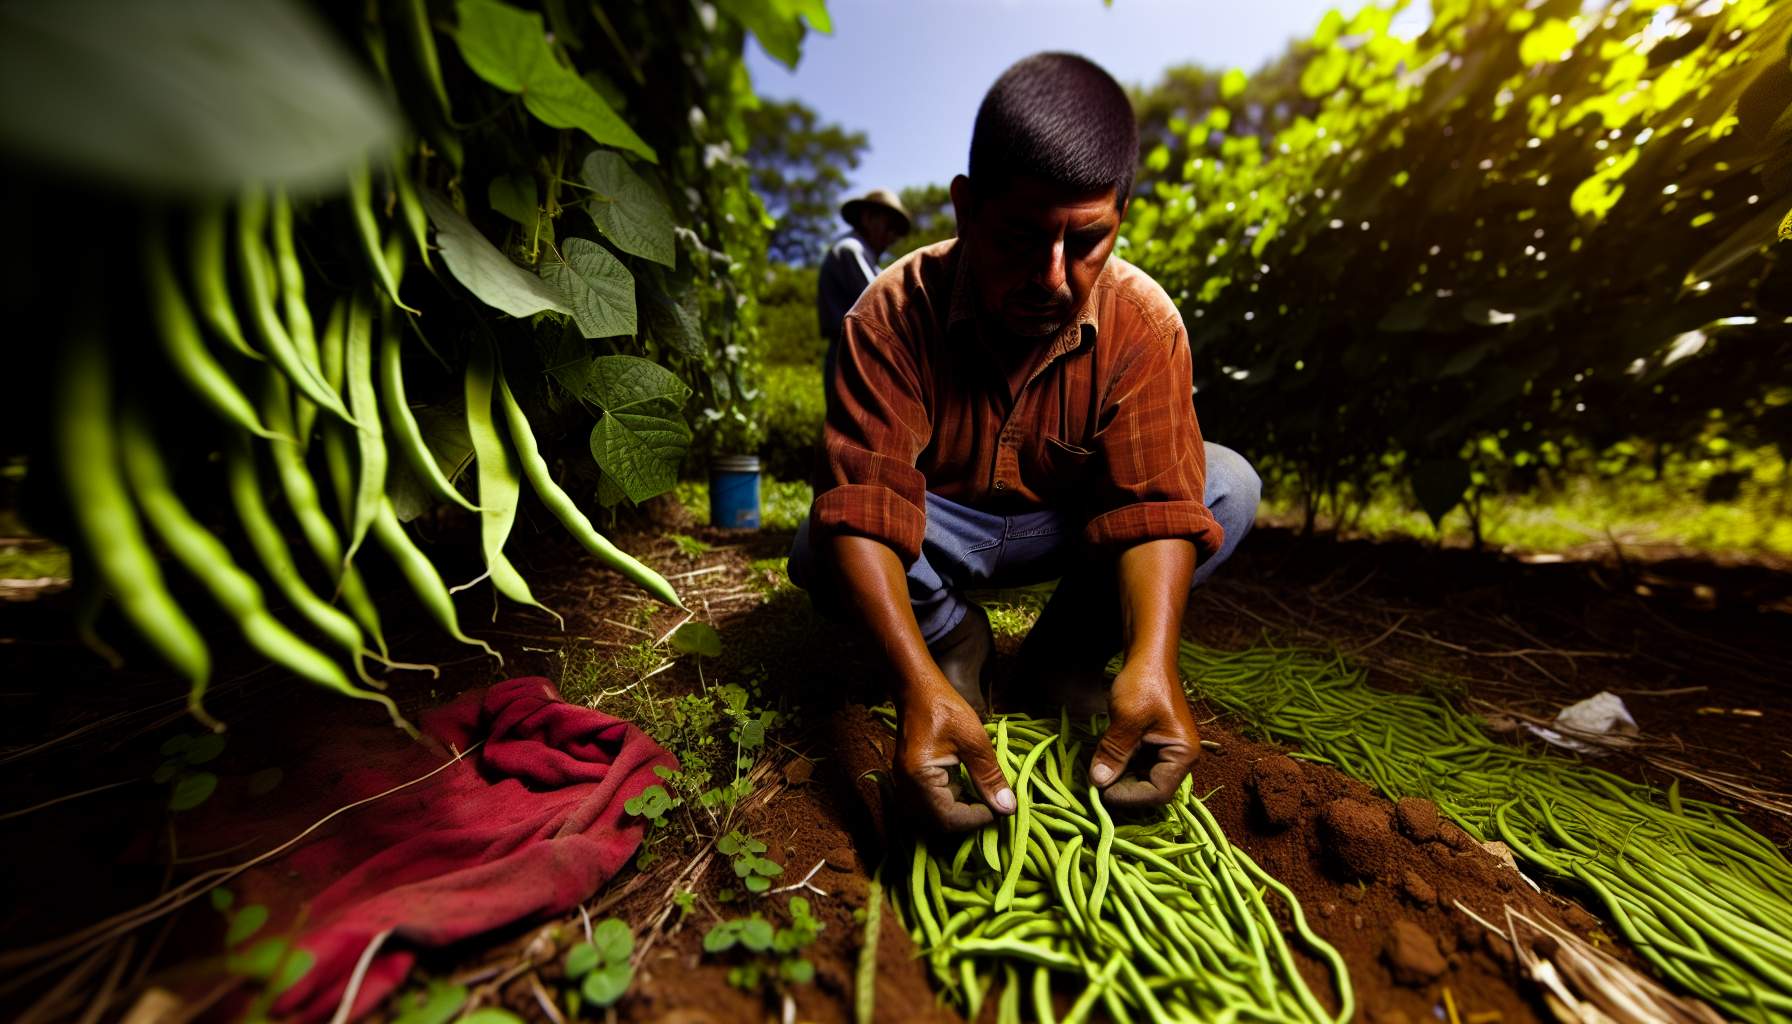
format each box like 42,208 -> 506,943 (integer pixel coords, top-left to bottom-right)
1523,691 -> 1638,755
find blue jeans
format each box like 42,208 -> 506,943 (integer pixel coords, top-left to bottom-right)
788,443 -> 1261,645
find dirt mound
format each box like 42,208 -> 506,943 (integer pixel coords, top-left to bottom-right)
1247,752 -> 1306,829
1189,719 -> 1590,1024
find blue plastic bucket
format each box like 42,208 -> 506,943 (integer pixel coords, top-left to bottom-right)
708,454 -> 761,529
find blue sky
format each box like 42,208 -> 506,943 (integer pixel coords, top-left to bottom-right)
744,0 -> 1402,195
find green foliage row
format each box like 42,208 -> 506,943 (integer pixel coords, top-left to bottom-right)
1127,0 -> 1792,528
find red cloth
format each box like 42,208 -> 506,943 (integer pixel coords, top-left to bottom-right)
258,677 -> 675,1021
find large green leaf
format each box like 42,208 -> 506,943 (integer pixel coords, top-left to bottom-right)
449,0 -> 655,162
541,238 -> 636,339
713,0 -> 829,69
584,356 -> 691,504
424,193 -> 572,319
0,0 -> 397,195
581,151 -> 676,267
488,173 -> 538,229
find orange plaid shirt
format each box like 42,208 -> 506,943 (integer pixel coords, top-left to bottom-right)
812,238 -> 1223,567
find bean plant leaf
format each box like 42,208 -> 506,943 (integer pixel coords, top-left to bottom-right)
584,355 -> 692,504
390,982 -> 469,1024
541,237 -> 636,339
581,151 -> 676,267
670,622 -> 722,658
703,924 -> 738,952
643,284 -> 705,358
740,917 -> 775,950
488,173 -> 538,229
0,0 -> 397,195
424,193 -> 572,319
170,772 -> 219,811
247,767 -> 284,796
713,0 -> 828,69
449,0 -> 654,162
226,904 -> 269,947
184,732 -> 227,765
581,961 -> 632,1006
564,942 -> 600,978
592,918 -> 633,963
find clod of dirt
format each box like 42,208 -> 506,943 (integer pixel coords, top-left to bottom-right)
1319,797 -> 1397,879
1399,870 -> 1437,907
784,756 -> 815,785
1384,920 -> 1449,985
1247,754 -> 1306,830
823,845 -> 859,872
1393,797 -> 1441,843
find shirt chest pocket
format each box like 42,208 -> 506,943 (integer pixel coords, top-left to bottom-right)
1035,434 -> 1094,497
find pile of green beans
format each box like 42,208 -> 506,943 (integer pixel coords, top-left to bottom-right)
881,712 -> 1353,1024
55,180 -> 682,729
1181,641 -> 1792,1022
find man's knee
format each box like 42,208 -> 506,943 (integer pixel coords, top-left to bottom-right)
1205,443 -> 1262,541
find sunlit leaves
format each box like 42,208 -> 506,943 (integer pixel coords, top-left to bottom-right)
449,0 -> 654,161
1569,148 -> 1638,221
1518,18 -> 1577,65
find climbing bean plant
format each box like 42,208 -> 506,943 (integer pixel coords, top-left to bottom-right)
0,0 -> 829,726
1127,0 -> 1792,529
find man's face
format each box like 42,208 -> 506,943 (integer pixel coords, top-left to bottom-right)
951,174 -> 1124,339
861,208 -> 903,253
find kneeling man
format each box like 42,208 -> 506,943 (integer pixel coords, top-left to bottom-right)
789,53 -> 1261,832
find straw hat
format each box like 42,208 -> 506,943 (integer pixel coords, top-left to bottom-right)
840,187 -> 912,236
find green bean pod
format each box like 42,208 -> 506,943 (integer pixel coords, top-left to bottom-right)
143,217 -> 280,441
235,188 -> 354,425
464,338 -> 560,625
259,373 -> 390,659
339,294 -> 387,565
119,410 -> 410,735
271,188 -> 325,446
348,162 -> 418,314
494,363 -> 683,607
56,326 -> 213,726
187,202 -> 261,361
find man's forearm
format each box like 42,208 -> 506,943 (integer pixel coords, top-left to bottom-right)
826,534 -> 949,703
1116,538 -> 1197,673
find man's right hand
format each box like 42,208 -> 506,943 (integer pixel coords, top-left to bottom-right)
895,676 -> 1016,832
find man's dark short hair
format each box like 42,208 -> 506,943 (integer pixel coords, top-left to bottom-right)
968,53 -> 1139,210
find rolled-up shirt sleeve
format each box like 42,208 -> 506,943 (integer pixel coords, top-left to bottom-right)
1083,319 -> 1225,561
812,314 -> 931,565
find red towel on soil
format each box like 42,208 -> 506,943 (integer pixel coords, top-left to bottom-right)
258,677 -> 674,1021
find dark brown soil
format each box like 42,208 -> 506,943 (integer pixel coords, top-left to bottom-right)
2,518 -> 1788,1023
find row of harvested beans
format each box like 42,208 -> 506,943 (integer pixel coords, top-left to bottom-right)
1181,640 -> 1792,1023
880,711 -> 1353,1024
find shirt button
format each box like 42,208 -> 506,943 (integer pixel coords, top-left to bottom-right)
994,480 -> 1006,490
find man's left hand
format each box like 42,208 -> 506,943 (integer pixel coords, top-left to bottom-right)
1089,660 -> 1200,808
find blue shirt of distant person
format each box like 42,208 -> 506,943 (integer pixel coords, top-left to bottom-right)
817,188 -> 911,384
